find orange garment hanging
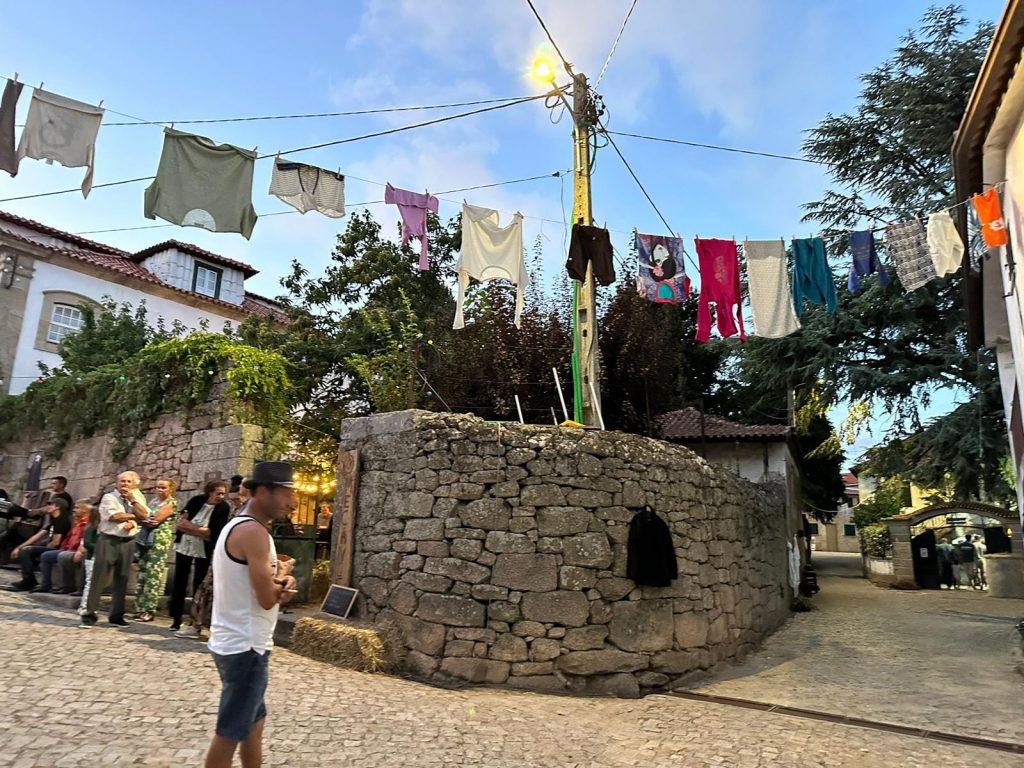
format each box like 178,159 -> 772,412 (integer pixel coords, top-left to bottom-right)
972,188 -> 1009,247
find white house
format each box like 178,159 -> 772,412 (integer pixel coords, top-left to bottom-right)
0,210 -> 286,395
658,407 -> 802,523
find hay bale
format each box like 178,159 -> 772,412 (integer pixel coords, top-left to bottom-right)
291,616 -> 405,674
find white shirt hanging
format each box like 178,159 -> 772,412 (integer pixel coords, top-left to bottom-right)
454,202 -> 528,329
926,210 -> 965,277
17,88 -> 103,198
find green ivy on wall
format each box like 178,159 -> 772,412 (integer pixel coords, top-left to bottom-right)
0,333 -> 291,461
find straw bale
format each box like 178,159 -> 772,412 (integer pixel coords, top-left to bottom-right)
291,616 -> 405,673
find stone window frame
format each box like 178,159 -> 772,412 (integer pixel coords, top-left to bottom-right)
807,522 -> 820,535
843,523 -> 857,537
34,291 -> 98,353
192,261 -> 223,300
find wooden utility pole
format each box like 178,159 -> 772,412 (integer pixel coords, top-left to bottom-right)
570,73 -> 602,427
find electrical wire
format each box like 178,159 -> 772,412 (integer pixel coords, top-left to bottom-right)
599,127 -> 700,274
595,0 -> 639,88
0,95 -> 553,205
72,171 -> 567,235
98,96 -> 548,127
524,0 -> 573,74
265,92 -> 551,159
606,129 -> 823,165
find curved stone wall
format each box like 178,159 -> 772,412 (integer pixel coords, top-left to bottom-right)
338,410 -> 795,697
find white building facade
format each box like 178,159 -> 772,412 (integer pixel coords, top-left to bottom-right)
0,211 -> 283,395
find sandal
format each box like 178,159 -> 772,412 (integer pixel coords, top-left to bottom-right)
133,612 -> 154,623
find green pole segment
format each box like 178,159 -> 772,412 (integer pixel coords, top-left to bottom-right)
571,282 -> 584,422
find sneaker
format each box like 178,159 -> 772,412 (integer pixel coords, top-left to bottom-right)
174,624 -> 201,639
30,585 -> 50,593
168,623 -> 181,632
79,613 -> 98,628
69,590 -> 83,597
108,617 -> 130,628
4,580 -> 34,592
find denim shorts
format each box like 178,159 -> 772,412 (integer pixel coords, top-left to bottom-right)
212,649 -> 270,742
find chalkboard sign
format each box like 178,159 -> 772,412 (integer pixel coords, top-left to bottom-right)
320,585 -> 359,618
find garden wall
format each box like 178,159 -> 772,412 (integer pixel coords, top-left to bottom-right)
336,410 -> 798,698
0,396 -> 265,502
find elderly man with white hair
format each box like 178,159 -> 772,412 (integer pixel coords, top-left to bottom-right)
80,471 -> 150,628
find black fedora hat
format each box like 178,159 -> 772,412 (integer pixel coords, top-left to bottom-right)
243,461 -> 295,489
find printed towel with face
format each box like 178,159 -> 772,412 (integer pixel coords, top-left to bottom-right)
635,232 -> 690,304
17,88 -> 104,197
144,128 -> 258,238
385,183 -> 439,270
744,239 -> 799,338
694,237 -> 745,343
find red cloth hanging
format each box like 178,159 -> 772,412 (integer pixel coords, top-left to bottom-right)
695,238 -> 746,343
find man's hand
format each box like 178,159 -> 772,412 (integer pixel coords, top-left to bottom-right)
73,549 -> 84,564
276,555 -> 295,578
11,546 -> 20,559
276,575 -> 298,605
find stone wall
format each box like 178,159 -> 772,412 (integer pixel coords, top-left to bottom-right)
0,396 -> 265,501
336,410 -> 798,698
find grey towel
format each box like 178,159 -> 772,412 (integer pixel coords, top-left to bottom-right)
0,79 -> 24,176
744,239 -> 800,338
144,128 -> 258,239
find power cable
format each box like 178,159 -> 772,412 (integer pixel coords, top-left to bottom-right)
0,95 -> 552,205
606,130 -> 823,165
72,171 -> 566,235
524,0 -> 573,74
97,96 -> 546,127
266,92 -> 551,159
595,0 -> 639,88
599,127 -> 700,274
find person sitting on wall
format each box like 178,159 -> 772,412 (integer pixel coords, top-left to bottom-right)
0,493 -> 50,565
4,498 -> 71,591
38,499 -> 92,593
44,476 -> 74,511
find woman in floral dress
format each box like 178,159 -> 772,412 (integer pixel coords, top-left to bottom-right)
133,478 -> 178,622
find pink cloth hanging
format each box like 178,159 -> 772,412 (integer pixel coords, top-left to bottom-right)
694,237 -> 746,343
385,183 -> 440,270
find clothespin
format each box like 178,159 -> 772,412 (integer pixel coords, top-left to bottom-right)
12,73 -> 18,83
37,82 -> 44,91
97,99 -> 104,109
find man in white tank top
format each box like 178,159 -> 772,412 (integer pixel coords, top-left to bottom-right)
205,462 -> 297,768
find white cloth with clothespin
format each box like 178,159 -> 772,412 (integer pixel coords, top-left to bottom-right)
17,88 -> 104,197
453,202 -> 528,329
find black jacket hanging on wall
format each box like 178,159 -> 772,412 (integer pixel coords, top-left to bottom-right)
626,506 -> 678,587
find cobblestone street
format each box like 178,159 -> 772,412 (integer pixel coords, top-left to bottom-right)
694,553 -> 1024,747
2,559 -> 1023,768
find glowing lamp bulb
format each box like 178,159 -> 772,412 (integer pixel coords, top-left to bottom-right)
532,56 -> 555,83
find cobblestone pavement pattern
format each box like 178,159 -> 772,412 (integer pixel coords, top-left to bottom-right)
695,553 -> 1024,747
1,571 -> 1021,768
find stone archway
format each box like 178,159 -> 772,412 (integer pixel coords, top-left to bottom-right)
886,502 -> 1021,588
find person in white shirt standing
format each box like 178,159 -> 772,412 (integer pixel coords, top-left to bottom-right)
205,462 -> 297,768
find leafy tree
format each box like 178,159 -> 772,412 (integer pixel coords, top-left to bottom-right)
852,477 -> 908,529
727,5 -> 1002,500
55,298 -> 186,374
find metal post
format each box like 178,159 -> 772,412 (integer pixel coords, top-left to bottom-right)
570,72 -> 602,427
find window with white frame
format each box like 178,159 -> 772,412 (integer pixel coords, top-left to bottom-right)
193,262 -> 222,298
47,304 -> 84,343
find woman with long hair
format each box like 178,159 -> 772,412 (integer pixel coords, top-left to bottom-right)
133,478 -> 179,622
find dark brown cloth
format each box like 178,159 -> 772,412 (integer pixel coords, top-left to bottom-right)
567,224 -> 616,285
0,79 -> 23,176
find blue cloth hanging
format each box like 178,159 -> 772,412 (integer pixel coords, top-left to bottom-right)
847,230 -> 889,292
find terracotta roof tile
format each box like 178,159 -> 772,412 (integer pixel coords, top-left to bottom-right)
0,221 -> 281,322
132,239 -> 259,277
0,209 -> 130,256
659,407 -> 789,442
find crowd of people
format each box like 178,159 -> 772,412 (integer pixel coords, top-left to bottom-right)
936,534 -> 989,590
0,469 -> 328,639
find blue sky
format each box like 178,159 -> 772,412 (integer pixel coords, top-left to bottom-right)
0,0 -> 1006,462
